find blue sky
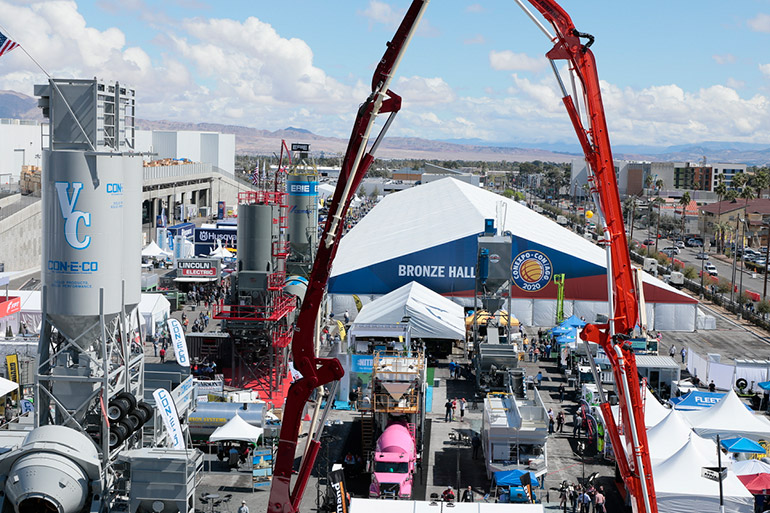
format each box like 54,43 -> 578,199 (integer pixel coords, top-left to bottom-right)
3,0 -> 770,148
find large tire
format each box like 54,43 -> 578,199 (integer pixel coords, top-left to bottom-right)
124,413 -> 142,433
107,397 -> 131,422
736,377 -> 748,390
116,391 -> 138,411
136,402 -> 154,426
109,423 -> 129,449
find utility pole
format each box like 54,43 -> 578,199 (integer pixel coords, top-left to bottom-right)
763,221 -> 770,301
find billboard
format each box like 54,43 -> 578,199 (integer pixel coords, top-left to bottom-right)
194,226 -> 237,256
177,259 -> 219,279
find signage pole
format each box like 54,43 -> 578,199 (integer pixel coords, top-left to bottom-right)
717,434 -> 724,513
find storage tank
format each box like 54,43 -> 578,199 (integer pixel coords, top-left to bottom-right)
42,151 -> 125,340
187,402 -> 277,440
286,172 -> 318,257
237,204 -> 273,272
122,155 -> 143,312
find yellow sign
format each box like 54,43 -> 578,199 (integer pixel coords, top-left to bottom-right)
5,355 -> 19,400
352,294 -> 363,312
336,320 -> 347,341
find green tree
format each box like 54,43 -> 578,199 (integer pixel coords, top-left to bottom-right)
714,176 -> 728,252
757,299 -> 770,317
683,265 -> 697,280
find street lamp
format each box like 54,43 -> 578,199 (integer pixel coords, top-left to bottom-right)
738,218 -> 747,319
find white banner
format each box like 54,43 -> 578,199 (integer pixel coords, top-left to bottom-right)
166,318 -> 190,367
153,388 -> 185,449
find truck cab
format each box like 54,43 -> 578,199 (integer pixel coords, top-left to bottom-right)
369,422 -> 416,499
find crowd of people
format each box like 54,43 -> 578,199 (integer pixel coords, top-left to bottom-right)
558,481 -> 606,513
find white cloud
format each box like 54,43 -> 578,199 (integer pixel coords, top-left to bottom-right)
466,4 -> 484,13
489,50 -> 545,72
760,63 -> 770,77
726,77 -> 745,89
463,34 -> 486,45
359,1 -> 402,27
748,13 -> 770,33
712,54 -> 736,65
395,76 -> 456,106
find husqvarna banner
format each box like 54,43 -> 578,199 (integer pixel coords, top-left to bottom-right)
153,388 -> 185,449
166,318 -> 190,367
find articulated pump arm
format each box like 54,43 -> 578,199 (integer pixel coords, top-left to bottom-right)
521,2 -> 657,513
267,2 -> 429,513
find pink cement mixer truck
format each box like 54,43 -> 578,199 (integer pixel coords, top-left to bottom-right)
369,421 -> 417,499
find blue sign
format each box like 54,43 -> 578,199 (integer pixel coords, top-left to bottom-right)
194,227 -> 237,248
351,354 -> 373,373
287,180 -> 318,196
670,390 -> 726,410
167,222 -> 195,238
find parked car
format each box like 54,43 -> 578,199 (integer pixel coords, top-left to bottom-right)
675,240 -> 685,248
643,238 -> 656,246
704,263 -> 718,276
695,252 -> 709,260
753,259 -> 767,268
661,246 -> 681,255
686,238 -> 703,247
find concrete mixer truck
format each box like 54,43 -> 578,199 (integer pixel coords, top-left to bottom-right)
369,421 -> 417,499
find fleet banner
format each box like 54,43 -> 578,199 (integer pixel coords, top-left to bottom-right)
166,318 -> 190,367
153,388 -> 185,449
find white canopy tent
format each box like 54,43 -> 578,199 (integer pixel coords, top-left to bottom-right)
612,387 -> 670,429
653,438 -> 753,513
209,413 -> 264,444
351,281 -> 465,340
0,376 -> 19,398
646,410 -> 718,464
682,389 -> 770,441
138,294 -> 171,337
141,241 -> 171,258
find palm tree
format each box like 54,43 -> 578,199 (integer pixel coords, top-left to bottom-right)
714,221 -> 731,254
651,197 -> 664,252
714,176 -> 728,252
678,191 -> 691,240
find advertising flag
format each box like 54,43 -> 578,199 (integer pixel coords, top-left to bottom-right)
0,32 -> 19,58
153,388 -> 185,449
166,318 -> 190,367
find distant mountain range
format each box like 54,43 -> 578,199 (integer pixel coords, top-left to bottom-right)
3,89 -> 770,165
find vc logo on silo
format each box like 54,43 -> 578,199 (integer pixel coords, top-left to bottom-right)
55,182 -> 91,249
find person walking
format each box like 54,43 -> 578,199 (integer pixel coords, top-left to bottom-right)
680,346 -> 687,364
593,487 -> 606,513
452,398 -> 457,421
579,490 -> 592,513
669,344 -> 676,358
460,398 -> 466,421
548,408 -> 555,434
558,383 -> 565,402
536,371 -> 543,387
159,348 -> 166,363
559,484 -> 568,513
461,486 -> 474,502
445,400 -> 453,422
572,412 -> 583,437
557,410 -> 565,433
238,500 -> 250,513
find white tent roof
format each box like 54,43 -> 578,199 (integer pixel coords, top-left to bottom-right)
682,389 -> 770,441
330,178 -> 692,302
352,281 -> 465,340
732,459 -> 770,476
209,242 -> 235,259
647,410 -> 718,463
139,293 -> 171,317
318,183 -> 336,199
142,241 -> 171,258
653,437 -> 753,513
0,376 -> 19,398
613,387 -> 670,429
209,413 -> 263,444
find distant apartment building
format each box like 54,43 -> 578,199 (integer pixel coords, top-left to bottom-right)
0,119 -> 43,190
135,130 -> 235,175
570,158 -> 650,197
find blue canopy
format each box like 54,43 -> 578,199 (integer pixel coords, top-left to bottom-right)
721,437 -> 767,454
551,325 -> 572,335
670,390 -> 725,410
493,469 -> 539,487
560,315 -> 587,328
758,381 -> 770,391
556,333 -> 577,344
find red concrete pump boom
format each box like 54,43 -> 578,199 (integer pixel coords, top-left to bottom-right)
520,2 -> 658,512
267,2 -> 429,513
268,1 -> 657,513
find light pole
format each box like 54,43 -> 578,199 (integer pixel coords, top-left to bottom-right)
763,221 -> 770,301
700,251 -> 705,298
738,218 -> 747,319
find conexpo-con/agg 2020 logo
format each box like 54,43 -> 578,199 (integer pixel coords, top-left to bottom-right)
511,250 -> 553,292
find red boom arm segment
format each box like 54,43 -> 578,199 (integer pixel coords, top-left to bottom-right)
267,3 -> 429,513
523,2 -> 657,512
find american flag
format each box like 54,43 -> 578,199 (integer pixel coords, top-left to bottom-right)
251,163 -> 259,186
0,31 -> 19,58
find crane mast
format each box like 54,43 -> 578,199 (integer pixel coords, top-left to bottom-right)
268,2 -> 657,513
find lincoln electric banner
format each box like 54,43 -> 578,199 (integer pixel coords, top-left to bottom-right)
177,259 -> 220,279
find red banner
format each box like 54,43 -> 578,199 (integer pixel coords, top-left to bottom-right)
0,297 -> 21,318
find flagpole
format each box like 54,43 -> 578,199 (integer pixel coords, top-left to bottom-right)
0,22 -> 50,78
